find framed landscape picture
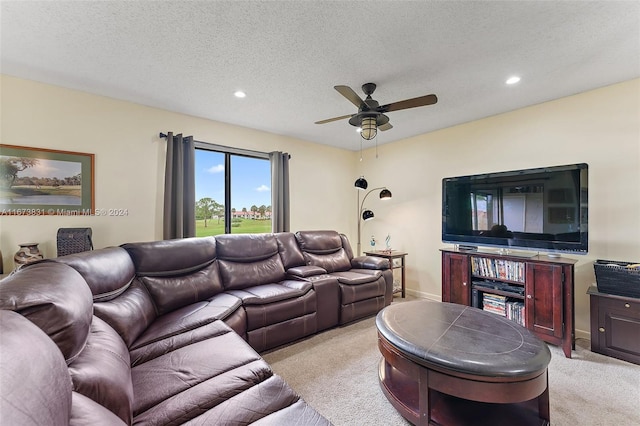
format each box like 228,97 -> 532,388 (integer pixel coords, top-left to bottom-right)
0,144 -> 94,215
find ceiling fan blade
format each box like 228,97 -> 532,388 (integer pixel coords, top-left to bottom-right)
379,94 -> 438,113
379,122 -> 393,131
334,85 -> 366,109
315,113 -> 353,124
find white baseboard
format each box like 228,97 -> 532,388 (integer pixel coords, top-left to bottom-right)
404,288 -> 441,302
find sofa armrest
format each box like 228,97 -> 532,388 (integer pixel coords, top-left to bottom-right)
351,256 -> 390,270
286,265 -> 327,278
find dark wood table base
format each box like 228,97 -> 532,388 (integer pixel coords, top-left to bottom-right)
378,334 -> 550,426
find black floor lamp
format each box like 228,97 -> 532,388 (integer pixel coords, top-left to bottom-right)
355,176 -> 392,256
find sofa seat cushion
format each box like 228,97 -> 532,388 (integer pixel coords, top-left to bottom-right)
129,320 -> 233,367
230,282 -> 316,330
173,375 -> 330,426
131,322 -> 283,424
130,293 -> 242,351
252,398 -> 332,425
228,281 -> 313,306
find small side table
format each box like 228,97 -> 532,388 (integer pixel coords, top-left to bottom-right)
364,250 -> 407,298
587,286 -> 640,365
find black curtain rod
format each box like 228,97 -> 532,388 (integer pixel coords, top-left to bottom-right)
159,132 -> 291,159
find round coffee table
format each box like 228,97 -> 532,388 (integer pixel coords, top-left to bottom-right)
376,300 -> 551,426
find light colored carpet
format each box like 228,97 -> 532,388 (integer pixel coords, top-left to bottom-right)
263,300 -> 640,426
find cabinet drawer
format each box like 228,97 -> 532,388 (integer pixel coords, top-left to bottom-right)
598,296 -> 640,314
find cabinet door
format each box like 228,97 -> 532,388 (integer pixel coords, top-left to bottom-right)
597,297 -> 640,364
525,263 -> 563,339
442,253 -> 471,305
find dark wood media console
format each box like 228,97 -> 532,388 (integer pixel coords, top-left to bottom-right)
441,248 -> 576,358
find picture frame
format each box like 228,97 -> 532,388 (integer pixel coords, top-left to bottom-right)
0,144 -> 95,215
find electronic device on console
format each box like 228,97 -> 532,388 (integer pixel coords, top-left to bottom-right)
442,163 -> 588,255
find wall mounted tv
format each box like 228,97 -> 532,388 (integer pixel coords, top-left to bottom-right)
442,163 -> 588,255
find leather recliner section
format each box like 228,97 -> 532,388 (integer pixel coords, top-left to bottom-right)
217,233 -> 320,352
0,229 -> 393,425
295,230 -> 392,324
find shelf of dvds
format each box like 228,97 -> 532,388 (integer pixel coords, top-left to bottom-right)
442,248 -> 577,358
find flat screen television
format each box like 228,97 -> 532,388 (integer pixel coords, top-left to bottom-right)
442,163 -> 588,255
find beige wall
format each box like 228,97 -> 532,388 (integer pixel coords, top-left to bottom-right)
2,75 -> 639,339
0,75 -> 357,267
356,78 -> 640,338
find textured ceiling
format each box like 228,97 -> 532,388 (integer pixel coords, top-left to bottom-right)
1,1 -> 639,151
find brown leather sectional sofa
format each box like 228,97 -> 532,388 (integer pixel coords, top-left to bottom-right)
0,230 -> 392,425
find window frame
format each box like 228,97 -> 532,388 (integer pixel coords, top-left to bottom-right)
194,141 -> 270,235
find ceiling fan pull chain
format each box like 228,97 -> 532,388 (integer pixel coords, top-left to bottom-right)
374,131 -> 379,159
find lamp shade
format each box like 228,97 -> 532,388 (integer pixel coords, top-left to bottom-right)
379,188 -> 392,199
354,177 -> 368,190
360,117 -> 377,140
362,209 -> 375,221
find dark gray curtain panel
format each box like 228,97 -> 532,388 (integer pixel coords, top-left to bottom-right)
163,132 -> 195,239
270,151 -> 290,232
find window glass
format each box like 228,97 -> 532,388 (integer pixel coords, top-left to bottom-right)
230,155 -> 271,234
195,148 -> 271,236
195,150 -> 226,237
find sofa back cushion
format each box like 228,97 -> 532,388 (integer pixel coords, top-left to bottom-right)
0,261 -> 93,363
0,310 -> 73,426
216,234 -> 287,289
68,316 -> 134,425
56,247 -> 155,347
122,237 -> 224,316
55,247 -> 136,301
295,230 -> 352,273
275,232 -> 306,269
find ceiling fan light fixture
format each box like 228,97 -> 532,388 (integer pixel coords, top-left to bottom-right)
360,116 -> 377,140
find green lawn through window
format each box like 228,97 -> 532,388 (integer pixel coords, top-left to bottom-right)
196,218 -> 272,237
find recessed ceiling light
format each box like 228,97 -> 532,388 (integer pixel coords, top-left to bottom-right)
506,76 -> 521,85
234,90 -> 246,98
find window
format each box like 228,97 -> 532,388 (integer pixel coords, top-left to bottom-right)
195,144 -> 271,236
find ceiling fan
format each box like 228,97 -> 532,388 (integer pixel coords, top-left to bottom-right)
315,83 -> 438,140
